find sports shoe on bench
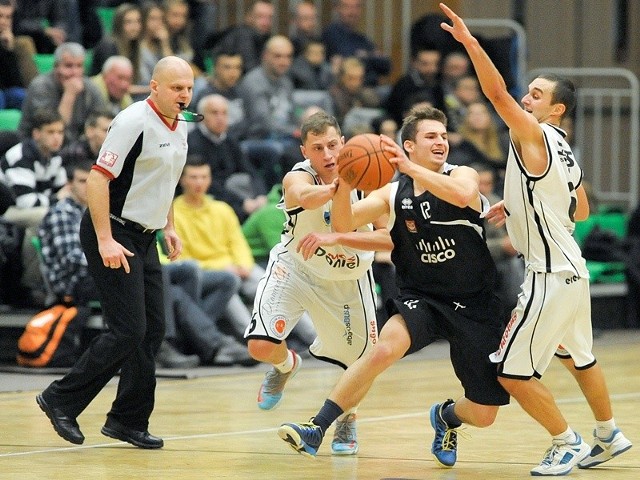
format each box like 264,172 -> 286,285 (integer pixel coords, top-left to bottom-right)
578,428 -> 632,468
331,413 -> 358,455
278,419 -> 323,457
530,433 -> 590,476
257,350 -> 301,410
429,399 -> 458,468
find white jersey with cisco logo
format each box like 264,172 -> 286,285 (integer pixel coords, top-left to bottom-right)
274,160 -> 374,281
503,123 -> 589,277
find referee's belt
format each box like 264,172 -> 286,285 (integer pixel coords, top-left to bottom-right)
109,214 -> 157,234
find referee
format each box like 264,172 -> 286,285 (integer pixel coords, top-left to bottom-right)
36,56 -> 193,448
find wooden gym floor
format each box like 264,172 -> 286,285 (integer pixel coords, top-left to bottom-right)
0,330 -> 638,479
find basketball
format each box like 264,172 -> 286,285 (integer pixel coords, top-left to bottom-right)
337,133 -> 396,191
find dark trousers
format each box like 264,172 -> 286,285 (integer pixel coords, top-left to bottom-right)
43,213 -> 165,431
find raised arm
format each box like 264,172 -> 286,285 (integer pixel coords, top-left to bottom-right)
439,4 -> 543,156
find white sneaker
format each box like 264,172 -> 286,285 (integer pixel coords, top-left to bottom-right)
530,433 -> 591,476
578,428 -> 632,468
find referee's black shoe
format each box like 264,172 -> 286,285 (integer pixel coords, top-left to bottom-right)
101,417 -> 164,449
36,394 -> 85,445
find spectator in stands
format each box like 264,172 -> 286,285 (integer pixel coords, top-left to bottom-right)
187,95 -> 267,223
440,51 -> 471,97
1,109 -> 66,224
77,0 -> 103,50
137,2 -> 173,98
37,159 -> 97,305
0,0 -> 28,110
185,0 -> 216,72
371,114 -> 398,141
210,0 -> 274,75
89,3 -> 144,98
173,156 -> 265,339
1,109 -> 67,305
444,74 -> 484,132
448,101 -> 509,186
90,56 -> 135,116
329,56 -> 380,127
473,162 -> 522,319
19,42 -> 107,144
384,47 -> 445,126
192,50 -> 246,140
241,183 -> 283,269
321,0 -> 391,87
0,0 -> 38,89
60,111 -> 114,168
238,35 -> 302,181
13,0 -> 81,53
164,0 -> 196,72
159,260 -> 256,368
409,12 -> 460,60
289,39 -> 334,91
289,0 -> 320,57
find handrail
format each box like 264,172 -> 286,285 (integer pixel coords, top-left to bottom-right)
528,68 -> 640,210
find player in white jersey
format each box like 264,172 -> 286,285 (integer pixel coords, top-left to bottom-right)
244,111 -> 391,455
440,3 -> 632,476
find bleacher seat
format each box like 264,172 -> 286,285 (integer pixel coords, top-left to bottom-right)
33,53 -> 55,74
575,207 -> 628,284
0,109 -> 22,131
97,7 -> 116,35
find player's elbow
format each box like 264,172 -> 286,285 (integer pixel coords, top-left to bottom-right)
451,189 -> 477,209
332,221 -> 353,233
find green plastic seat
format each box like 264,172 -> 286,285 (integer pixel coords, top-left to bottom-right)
33,53 -> 55,73
0,109 -> 22,131
97,7 -> 116,34
575,208 -> 628,285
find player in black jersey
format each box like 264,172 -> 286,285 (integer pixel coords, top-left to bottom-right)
278,105 -> 509,466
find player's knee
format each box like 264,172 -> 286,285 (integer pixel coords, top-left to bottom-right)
247,338 -> 277,361
368,342 -> 399,370
472,406 -> 499,428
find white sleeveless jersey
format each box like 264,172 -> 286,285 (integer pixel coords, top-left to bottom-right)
273,160 -> 374,280
503,123 -> 589,277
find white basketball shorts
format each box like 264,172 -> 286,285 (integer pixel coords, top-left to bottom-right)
245,252 -> 378,368
490,269 -> 595,379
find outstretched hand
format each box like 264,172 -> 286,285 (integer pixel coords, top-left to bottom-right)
485,200 -> 507,228
439,3 -> 473,43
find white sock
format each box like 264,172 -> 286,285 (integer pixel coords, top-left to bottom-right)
337,407 -> 357,422
553,427 -> 578,445
595,419 -> 616,440
274,349 -> 294,373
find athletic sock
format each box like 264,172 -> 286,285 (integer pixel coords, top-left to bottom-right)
313,399 -> 344,434
595,418 -> 616,440
442,402 -> 463,428
274,349 -> 294,373
553,427 -> 578,445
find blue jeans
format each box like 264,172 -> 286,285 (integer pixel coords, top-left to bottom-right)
0,87 -> 26,109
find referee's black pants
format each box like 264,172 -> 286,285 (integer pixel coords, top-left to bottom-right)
42,213 -> 165,431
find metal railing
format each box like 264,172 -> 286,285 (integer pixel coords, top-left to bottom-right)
528,68 -> 640,211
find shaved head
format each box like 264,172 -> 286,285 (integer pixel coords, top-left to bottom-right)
152,55 -> 193,82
